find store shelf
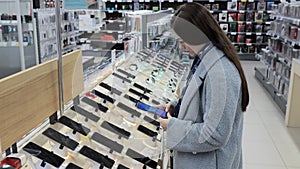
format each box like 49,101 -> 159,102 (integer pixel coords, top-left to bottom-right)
254,67 -> 287,114
104,20 -> 126,23
219,21 -> 271,24
267,31 -> 300,46
101,10 -> 131,13
0,20 -> 18,25
100,30 -> 125,33
210,10 -> 273,13
88,39 -> 123,43
227,32 -> 265,35
232,42 -> 268,46
238,53 -> 258,60
276,15 -> 300,26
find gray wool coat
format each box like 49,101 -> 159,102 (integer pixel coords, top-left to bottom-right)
166,46 -> 244,169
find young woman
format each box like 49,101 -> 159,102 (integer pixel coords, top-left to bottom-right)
158,3 -> 249,169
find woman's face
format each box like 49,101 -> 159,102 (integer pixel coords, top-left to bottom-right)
178,39 -> 197,57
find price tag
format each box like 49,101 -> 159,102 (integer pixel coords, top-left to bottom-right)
231,32 -> 237,35
209,0 -> 214,2
139,0 -> 144,2
117,0 -> 122,2
222,11 -> 228,13
178,0 -> 183,2
118,31 -> 124,34
127,0 -> 132,2
248,0 -> 254,2
108,20 -> 113,23
280,0 -> 286,2
246,43 -> 252,46
187,0 -> 193,2
266,22 -> 271,25
108,10 -> 114,13
257,33 -> 262,36
246,21 -> 251,24
169,0 -> 174,2
112,41 -> 117,44
240,10 -> 245,13
246,32 -> 251,35
110,0 -> 115,2
102,0 -> 107,2
107,31 -> 113,34
241,0 -> 246,2
210,11 -> 214,13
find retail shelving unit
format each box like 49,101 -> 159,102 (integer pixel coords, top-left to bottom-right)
0,0 -> 38,79
34,9 -> 82,63
255,1 -> 300,114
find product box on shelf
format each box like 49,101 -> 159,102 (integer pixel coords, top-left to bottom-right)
246,12 -> 254,21
246,2 -> 255,10
212,4 -> 220,10
257,2 -> 266,11
220,23 -> 228,32
228,2 -> 237,11
255,24 -> 263,32
237,13 -> 245,21
255,12 -> 263,22
229,22 -> 237,32
228,13 -> 237,22
204,4 -> 211,10
219,13 -> 227,22
246,23 -> 253,32
238,24 -> 245,32
238,2 -> 246,10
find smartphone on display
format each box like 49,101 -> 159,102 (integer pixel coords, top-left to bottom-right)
136,102 -> 167,118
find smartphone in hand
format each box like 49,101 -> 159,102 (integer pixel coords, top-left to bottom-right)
136,102 -> 167,118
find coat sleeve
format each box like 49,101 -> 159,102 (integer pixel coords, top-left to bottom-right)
166,62 -> 242,153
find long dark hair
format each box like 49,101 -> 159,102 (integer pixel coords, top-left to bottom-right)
172,3 -> 249,112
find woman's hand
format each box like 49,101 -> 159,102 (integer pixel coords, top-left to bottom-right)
158,113 -> 172,131
156,102 -> 174,115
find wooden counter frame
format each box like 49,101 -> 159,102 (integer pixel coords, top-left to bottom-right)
286,59 -> 300,127
0,50 -> 84,152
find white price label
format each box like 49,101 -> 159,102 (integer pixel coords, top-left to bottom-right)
280,0 -> 286,2
110,0 -> 115,2
246,43 -> 252,46
118,31 -> 124,34
246,33 -> 251,35
209,11 -> 214,13
240,10 -> 245,13
231,32 -> 237,35
178,0 -> 183,2
209,0 -> 214,2
107,31 -> 113,33
222,11 -> 228,13
102,0 -> 107,2
117,0 -> 122,2
127,0 -> 132,2
108,20 -> 113,23
139,0 -> 144,2
246,21 -> 251,24
145,0 -> 150,2
248,0 -> 254,2
187,0 -> 193,2
169,0 -> 174,2
108,10 -> 113,13
257,33 -> 262,35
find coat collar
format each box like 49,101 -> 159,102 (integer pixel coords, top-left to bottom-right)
178,46 -> 225,119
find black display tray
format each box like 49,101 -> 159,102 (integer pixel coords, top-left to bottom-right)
117,102 -> 141,117
59,116 -> 90,136
125,148 -> 157,169
112,72 -> 132,83
92,89 -> 115,104
66,163 -> 83,169
99,82 -> 122,96
101,121 -> 131,139
133,83 -> 152,94
79,146 -> 115,168
71,105 -> 100,122
117,69 -> 136,79
91,132 -> 124,153
129,88 -> 150,101
137,125 -> 158,138
23,142 -> 65,168
42,128 -> 79,150
81,97 -> 108,113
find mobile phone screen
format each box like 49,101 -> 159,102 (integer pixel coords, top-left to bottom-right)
136,102 -> 167,118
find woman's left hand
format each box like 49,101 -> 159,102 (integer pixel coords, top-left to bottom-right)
158,113 -> 172,131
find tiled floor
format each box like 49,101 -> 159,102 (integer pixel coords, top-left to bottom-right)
241,61 -> 300,169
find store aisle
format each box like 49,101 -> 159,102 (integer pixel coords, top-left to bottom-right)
241,61 -> 300,169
